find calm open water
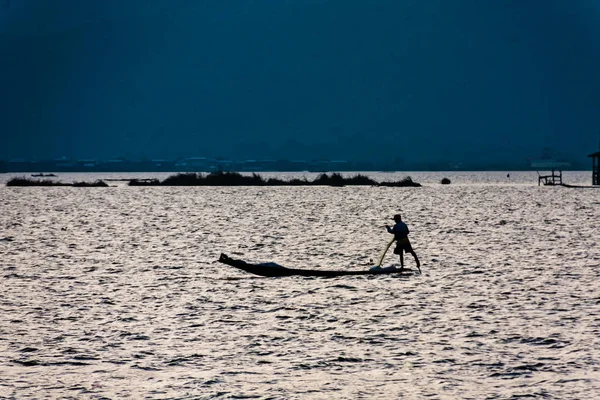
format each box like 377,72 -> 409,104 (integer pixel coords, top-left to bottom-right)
1,171 -> 599,399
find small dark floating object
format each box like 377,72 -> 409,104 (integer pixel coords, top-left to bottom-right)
441,178 -> 451,184
218,253 -> 415,277
31,173 -> 57,177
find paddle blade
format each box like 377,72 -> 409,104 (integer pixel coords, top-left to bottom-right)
376,237 -> 395,266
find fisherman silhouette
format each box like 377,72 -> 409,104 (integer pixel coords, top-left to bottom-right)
385,214 -> 421,272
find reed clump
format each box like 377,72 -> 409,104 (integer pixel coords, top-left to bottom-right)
72,180 -> 109,187
378,176 -> 421,187
7,177 -> 108,187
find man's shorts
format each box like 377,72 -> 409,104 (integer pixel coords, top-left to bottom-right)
393,237 -> 413,254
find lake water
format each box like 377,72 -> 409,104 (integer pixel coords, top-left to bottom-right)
1,171 -> 599,399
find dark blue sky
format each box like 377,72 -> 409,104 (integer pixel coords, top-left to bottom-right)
1,0 -> 599,164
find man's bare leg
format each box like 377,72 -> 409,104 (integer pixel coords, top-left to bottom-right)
410,251 -> 421,273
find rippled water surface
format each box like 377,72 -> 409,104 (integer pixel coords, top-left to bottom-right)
1,172 -> 599,399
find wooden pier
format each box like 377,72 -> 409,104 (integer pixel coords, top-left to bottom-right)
537,169 -> 562,186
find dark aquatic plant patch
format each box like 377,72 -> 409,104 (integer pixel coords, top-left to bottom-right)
128,178 -> 161,186
30,173 -> 57,177
7,177 -> 69,186
72,180 -> 109,187
7,177 -> 108,187
378,176 -> 421,187
128,171 -> 421,187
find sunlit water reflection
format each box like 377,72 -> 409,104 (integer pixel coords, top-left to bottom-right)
1,172 -> 599,399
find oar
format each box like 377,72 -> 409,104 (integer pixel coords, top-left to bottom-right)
376,237 -> 395,267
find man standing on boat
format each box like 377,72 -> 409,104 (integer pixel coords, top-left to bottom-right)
385,214 -> 421,272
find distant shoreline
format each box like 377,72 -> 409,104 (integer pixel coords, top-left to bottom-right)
0,158 -> 590,174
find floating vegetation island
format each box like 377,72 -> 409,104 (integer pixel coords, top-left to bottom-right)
6,172 -> 421,187
129,172 -> 421,187
6,177 -> 109,187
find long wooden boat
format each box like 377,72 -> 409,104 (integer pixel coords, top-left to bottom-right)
218,253 -> 415,277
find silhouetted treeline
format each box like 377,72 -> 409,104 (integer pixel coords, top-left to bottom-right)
129,172 -> 421,187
